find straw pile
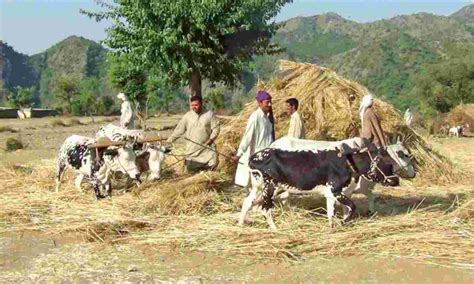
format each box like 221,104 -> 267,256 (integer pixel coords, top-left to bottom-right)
444,104 -> 474,128
216,60 -> 464,184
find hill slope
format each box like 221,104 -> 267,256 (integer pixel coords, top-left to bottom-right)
0,36 -> 110,107
251,6 -> 474,111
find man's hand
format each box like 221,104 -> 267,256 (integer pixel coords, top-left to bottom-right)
204,139 -> 214,146
231,155 -> 240,163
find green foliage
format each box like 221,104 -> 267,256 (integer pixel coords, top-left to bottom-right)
407,44 -> 474,116
82,0 -> 291,98
107,53 -> 147,105
275,27 -> 355,62
53,75 -> 80,114
204,86 -> 226,111
6,86 -> 35,108
6,137 -> 24,152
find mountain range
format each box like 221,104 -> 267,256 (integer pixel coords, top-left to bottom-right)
1,4 -> 474,111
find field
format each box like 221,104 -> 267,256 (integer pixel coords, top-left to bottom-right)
0,116 -> 473,282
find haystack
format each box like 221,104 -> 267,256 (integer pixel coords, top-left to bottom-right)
217,60 -> 463,184
444,104 -> 474,129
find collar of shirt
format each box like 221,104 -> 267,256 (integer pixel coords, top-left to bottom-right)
190,108 -> 208,118
291,111 -> 299,118
256,107 -> 269,119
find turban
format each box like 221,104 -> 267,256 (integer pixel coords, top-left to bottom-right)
256,90 -> 271,102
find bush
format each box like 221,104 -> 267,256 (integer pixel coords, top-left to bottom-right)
6,138 -> 24,151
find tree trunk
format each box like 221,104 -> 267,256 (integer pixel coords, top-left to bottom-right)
189,70 -> 202,98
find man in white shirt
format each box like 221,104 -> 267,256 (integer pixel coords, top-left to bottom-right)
167,95 -> 221,173
404,108 -> 413,127
232,90 -> 274,187
117,93 -> 134,129
286,98 -> 305,139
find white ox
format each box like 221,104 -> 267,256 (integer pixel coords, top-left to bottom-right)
269,136 -> 416,214
96,124 -> 169,181
56,135 -> 141,199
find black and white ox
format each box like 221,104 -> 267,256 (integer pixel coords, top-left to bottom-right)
238,143 -> 401,230
448,126 -> 464,137
269,136 -> 416,214
55,135 -> 141,199
96,124 -> 169,181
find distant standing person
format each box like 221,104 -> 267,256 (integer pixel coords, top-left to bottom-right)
404,108 -> 413,127
117,93 -> 134,129
359,93 -> 387,149
232,90 -> 275,187
286,98 -> 305,139
167,95 -> 221,173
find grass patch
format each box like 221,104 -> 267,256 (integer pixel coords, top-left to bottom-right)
5,137 -> 24,151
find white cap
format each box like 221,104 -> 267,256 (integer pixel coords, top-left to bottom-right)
361,93 -> 374,108
117,93 -> 127,100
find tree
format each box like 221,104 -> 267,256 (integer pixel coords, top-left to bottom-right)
6,86 -> 34,108
53,75 -> 80,114
204,86 -> 226,111
82,0 -> 290,98
407,44 -> 474,116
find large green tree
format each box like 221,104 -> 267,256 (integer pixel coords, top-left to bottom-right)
53,75 -> 80,114
83,0 -> 290,98
6,86 -> 35,108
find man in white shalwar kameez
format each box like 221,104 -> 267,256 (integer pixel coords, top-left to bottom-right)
117,93 -> 134,129
286,98 -> 305,139
404,108 -> 413,127
232,90 -> 274,187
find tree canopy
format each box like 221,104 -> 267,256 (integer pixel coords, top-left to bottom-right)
82,0 -> 291,98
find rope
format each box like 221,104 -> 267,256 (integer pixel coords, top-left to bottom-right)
366,149 -> 398,183
184,137 -> 244,165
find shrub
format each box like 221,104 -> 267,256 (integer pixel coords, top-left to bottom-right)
6,138 -> 24,151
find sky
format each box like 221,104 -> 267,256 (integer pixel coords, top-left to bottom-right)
1,0 -> 473,55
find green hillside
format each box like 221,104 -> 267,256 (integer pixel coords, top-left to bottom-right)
250,6 -> 474,114
1,36 -> 112,110
28,35 -> 111,107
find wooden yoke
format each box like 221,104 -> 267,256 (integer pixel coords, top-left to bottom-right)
87,137 -> 169,149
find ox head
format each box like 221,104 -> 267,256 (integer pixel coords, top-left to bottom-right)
104,142 -> 141,182
363,149 -> 400,187
141,142 -> 170,180
386,136 -> 416,179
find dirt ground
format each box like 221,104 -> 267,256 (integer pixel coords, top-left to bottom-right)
1,116 -> 474,282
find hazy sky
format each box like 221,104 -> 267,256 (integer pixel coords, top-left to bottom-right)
1,0 -> 473,55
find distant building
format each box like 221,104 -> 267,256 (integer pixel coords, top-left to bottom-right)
0,107 -> 57,119
0,107 -> 19,119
